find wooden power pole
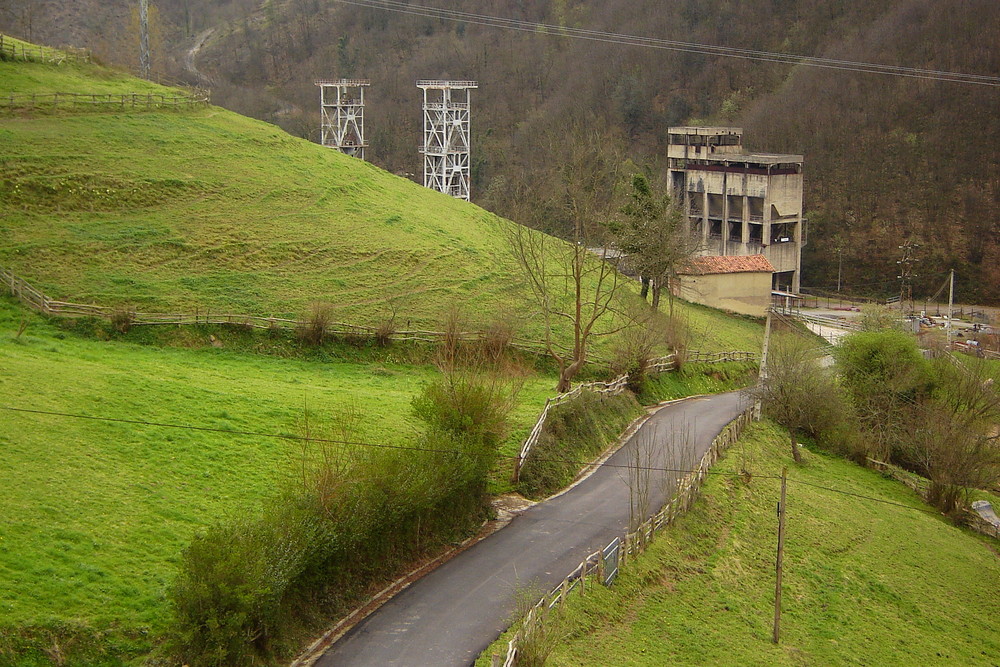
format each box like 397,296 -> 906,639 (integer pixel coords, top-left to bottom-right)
773,466 -> 787,644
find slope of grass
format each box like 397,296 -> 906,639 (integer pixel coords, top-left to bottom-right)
0,299 -> 553,658
530,421 -> 1000,666
0,55 -> 531,331
0,48 -> 763,354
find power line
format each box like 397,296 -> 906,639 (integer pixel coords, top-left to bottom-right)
333,0 -> 1000,87
3,405 -> 941,515
786,478 -> 938,515
0,404 -> 751,477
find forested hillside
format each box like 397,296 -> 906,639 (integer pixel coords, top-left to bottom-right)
3,0 -> 998,302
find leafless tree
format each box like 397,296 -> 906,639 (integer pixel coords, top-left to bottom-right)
501,125 -> 633,392
749,333 -> 845,464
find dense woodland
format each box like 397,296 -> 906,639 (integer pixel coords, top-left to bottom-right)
3,0 -> 999,303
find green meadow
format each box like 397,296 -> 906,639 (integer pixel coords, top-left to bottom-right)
0,299 -> 553,651
507,421 -> 1000,666
0,43 -> 767,663
0,53 -> 763,354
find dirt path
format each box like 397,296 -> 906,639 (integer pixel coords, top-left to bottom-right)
183,28 -> 215,86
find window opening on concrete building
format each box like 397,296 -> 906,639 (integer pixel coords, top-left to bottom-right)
748,222 -> 763,244
727,195 -> 743,220
708,193 -> 724,219
748,197 -> 764,222
771,222 -> 793,243
727,221 -> 742,242
709,219 -> 723,239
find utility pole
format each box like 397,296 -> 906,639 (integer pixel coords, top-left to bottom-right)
836,247 -> 842,293
139,0 -> 150,79
773,466 -> 788,644
755,307 -> 772,420
896,241 -> 920,316
946,268 -> 955,344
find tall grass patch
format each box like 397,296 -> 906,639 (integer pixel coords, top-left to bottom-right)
517,392 -> 643,499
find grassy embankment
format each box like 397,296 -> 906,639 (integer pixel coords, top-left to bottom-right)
0,45 -> 766,663
486,421 -> 1000,666
0,51 -> 762,352
0,299 -> 552,660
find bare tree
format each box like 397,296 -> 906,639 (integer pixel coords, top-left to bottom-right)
901,357 -> 1000,514
749,333 -> 845,464
501,125 -> 632,392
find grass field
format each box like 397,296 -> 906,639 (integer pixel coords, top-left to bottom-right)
0,50 -> 763,354
507,421 -> 1000,666
0,298 -> 553,654
1,40 -> 768,664
0,55 -> 538,330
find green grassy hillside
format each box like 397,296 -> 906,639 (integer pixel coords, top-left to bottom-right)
0,48 -> 764,353
0,298 -> 553,660
0,56 -> 531,328
523,421 -> 1000,665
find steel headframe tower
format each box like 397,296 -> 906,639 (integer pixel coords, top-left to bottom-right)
315,79 -> 370,159
139,0 -> 150,79
417,80 -> 477,201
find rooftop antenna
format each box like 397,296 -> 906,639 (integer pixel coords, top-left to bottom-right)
314,79 -> 370,159
417,80 -> 477,201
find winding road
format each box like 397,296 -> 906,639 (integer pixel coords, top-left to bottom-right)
318,390 -> 748,666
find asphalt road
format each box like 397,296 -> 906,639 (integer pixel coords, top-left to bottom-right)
318,390 -> 747,667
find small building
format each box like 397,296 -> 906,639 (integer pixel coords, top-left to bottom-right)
675,254 -> 775,317
667,127 -> 805,293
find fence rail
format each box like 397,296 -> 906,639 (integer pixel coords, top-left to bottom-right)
511,350 -> 758,481
0,34 -> 90,64
500,406 -> 756,666
1,90 -> 210,112
0,266 -> 591,359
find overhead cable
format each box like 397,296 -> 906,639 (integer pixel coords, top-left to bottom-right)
332,0 -> 1000,87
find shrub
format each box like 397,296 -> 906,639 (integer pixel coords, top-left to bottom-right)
297,302 -> 334,346
169,502 -> 322,665
479,314 -> 516,362
109,307 -> 135,334
518,391 -> 643,499
750,333 -> 849,463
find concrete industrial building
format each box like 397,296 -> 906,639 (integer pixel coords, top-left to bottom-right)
667,127 -> 805,293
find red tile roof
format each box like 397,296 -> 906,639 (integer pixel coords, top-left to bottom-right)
681,254 -> 775,275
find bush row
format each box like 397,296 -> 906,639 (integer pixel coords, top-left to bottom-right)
168,367 -> 516,665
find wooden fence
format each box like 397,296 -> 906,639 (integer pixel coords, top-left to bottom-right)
498,405 -> 756,666
867,457 -> 1000,541
1,90 -> 210,112
511,350 -> 758,481
0,34 -> 90,64
0,266 -> 558,350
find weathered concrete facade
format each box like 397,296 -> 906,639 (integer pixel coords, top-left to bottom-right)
668,127 -> 805,293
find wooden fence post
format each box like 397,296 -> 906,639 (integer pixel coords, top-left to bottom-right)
773,466 -> 787,644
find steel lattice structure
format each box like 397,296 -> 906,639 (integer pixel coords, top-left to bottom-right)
315,79 -> 370,159
417,80 -> 477,201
